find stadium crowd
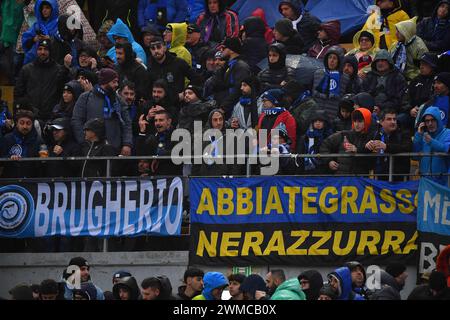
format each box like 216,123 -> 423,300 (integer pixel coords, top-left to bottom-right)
0,0 -> 448,182
5,250 -> 450,300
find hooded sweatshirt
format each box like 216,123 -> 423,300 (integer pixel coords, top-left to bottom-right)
241,16 -> 269,74
328,267 -> 364,300
390,17 -> 429,80
52,80 -> 83,119
307,20 -> 341,60
106,18 -> 147,65
362,49 -> 407,112
362,0 -> 410,49
320,108 -> 373,175
298,270 -> 324,301
112,276 -> 140,300
193,272 -> 228,300
167,22 -> 192,66
22,0 -> 59,64
251,8 -> 274,44
413,106 -> 450,182
346,29 -> 379,75
258,43 -> 296,92
417,0 -> 450,53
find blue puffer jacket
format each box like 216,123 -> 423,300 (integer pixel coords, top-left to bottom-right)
328,267 -> 365,300
107,19 -> 147,65
22,0 -> 59,64
413,106 -> 450,184
137,0 -> 188,31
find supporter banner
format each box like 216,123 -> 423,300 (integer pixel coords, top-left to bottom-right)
416,179 -> 450,282
189,177 -> 419,266
0,178 -> 183,238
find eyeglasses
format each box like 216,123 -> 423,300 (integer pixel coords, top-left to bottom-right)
150,43 -> 163,50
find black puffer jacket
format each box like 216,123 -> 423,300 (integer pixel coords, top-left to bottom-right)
258,43 -> 296,92
241,16 -> 269,74
14,58 -> 69,121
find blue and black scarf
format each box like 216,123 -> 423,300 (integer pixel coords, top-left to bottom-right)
95,85 -> 123,124
317,70 -> 341,96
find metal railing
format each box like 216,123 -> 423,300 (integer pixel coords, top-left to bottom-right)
0,152 -> 448,183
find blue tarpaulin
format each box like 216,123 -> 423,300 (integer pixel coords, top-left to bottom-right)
232,0 -> 373,35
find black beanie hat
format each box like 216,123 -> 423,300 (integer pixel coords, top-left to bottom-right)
386,263 -> 406,278
353,92 -> 375,112
38,39 -> 51,50
435,72 -> 450,89
359,31 -> 375,45
185,84 -> 204,101
222,37 -> 242,54
275,18 -> 295,37
68,256 -> 90,269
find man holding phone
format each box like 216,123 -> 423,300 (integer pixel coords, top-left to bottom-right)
413,106 -> 450,185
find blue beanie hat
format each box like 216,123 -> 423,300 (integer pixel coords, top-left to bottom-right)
261,89 -> 284,106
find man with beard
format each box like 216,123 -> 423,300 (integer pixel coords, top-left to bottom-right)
140,79 -> 179,134
136,110 -> 181,176
115,42 -> 151,101
1,110 -> 43,178
14,39 -> 68,122
147,36 -> 200,100
265,270 -> 286,298
71,68 -> 133,156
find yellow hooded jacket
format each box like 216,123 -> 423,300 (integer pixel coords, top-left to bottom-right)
389,17 -> 429,80
167,22 -> 192,67
361,0 -> 410,49
346,29 -> 380,75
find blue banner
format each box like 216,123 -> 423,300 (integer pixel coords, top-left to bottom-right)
189,177 -> 419,266
0,179 -> 183,238
416,178 -> 450,282
417,178 -> 450,236
191,177 -> 418,225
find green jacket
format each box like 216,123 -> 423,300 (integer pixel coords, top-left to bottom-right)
270,278 -> 306,301
0,0 -> 24,47
389,17 -> 429,80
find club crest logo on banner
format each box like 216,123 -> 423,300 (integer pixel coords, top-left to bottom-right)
0,185 -> 34,236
